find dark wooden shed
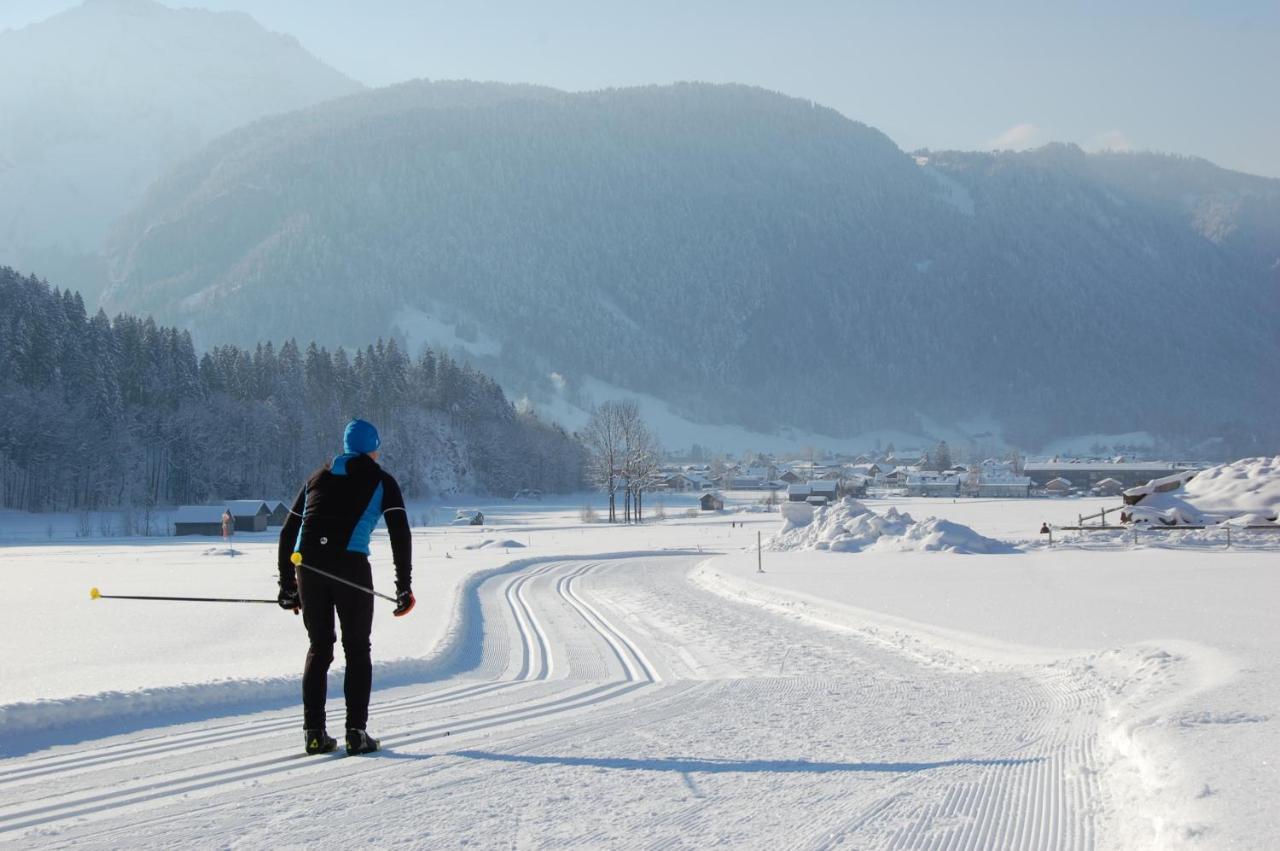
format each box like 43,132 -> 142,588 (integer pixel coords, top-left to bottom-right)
173,505 -> 230,536
267,501 -> 290,527
226,500 -> 271,532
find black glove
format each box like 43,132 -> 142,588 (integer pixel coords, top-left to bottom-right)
278,578 -> 300,614
393,587 -> 415,618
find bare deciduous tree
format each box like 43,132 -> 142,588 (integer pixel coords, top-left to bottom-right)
581,401 -> 625,522
624,415 -> 662,523
582,399 -> 661,523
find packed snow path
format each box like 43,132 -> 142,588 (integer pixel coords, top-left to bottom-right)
0,556 -> 1112,848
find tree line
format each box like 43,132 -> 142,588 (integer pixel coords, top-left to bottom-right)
0,267 -> 584,514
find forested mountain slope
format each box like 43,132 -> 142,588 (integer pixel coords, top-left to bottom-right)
0,267 -> 582,512
102,81 -> 1280,452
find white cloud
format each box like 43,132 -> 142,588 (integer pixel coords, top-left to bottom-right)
988,123 -> 1048,151
1086,129 -> 1133,152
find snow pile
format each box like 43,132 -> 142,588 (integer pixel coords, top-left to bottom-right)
1126,457 -> 1280,525
1182,456 -> 1280,518
464,538 -> 526,550
769,498 -> 1011,554
874,517 -> 1016,554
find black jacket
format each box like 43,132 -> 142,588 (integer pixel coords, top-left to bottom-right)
278,452 -> 412,590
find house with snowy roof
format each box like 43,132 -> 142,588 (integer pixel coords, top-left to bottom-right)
880,466 -> 917,486
885,452 -> 923,467
729,476 -> 778,490
847,462 -> 894,481
1090,478 -> 1125,497
975,475 -> 1032,498
1023,461 -> 1194,490
225,500 -> 271,532
743,464 -> 779,481
787,481 -> 838,505
662,472 -> 697,492
267,501 -> 291,526
842,474 -> 870,497
700,492 -> 725,511
905,472 -> 961,497
173,505 -> 231,536
1043,477 -> 1074,495
956,462 -> 1032,498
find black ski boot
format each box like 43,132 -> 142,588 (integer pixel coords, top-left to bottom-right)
346,728 -> 380,756
305,729 -> 338,755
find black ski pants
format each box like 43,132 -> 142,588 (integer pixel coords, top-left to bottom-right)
300,556 -> 374,731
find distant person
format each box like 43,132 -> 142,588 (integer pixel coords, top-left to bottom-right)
221,509 -> 234,556
277,419 -> 415,756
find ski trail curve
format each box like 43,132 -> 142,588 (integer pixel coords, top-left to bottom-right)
1,555 -> 1122,848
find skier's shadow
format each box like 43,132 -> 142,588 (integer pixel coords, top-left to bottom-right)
450,750 -> 1039,774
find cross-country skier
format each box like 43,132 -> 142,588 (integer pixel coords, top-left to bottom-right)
277,418 -> 415,756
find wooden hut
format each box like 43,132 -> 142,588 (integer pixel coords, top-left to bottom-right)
173,505 -> 230,536
226,500 -> 271,532
267,501 -> 290,527
1090,478 -> 1125,497
1043,477 -> 1073,495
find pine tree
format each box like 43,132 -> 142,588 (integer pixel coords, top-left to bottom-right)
0,267 -> 585,512
934,441 -> 952,472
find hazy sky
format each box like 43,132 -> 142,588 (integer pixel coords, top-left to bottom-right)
5,0 -> 1279,177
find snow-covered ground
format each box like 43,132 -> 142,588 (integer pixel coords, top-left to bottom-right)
1,494 -> 1276,848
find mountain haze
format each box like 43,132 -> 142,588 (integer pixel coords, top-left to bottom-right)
0,0 -> 362,300
102,81 -> 1280,453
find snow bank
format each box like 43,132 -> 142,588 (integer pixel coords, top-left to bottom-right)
768,498 -> 1013,554
1125,456 -> 1280,525
463,538 -> 526,550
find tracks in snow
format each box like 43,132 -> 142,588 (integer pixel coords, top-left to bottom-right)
2,556 -> 1117,849
0,560 -> 656,839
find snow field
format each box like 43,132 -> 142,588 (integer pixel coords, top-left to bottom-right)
699,542 -> 1279,849
0,495 -> 1275,847
3,556 -> 1104,848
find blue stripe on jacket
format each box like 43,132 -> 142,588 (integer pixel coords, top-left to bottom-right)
348,482 -> 384,555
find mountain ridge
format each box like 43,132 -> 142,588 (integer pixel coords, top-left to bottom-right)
100,80 -> 1280,455
0,0 -> 363,300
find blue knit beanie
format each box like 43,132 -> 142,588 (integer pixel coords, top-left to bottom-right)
343,419 -> 381,455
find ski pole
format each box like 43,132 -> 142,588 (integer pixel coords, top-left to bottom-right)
90,587 -> 276,604
290,553 -> 397,602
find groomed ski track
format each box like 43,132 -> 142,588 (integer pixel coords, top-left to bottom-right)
0,555 -> 1115,849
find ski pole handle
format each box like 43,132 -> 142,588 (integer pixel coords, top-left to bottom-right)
290,553 -> 397,602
